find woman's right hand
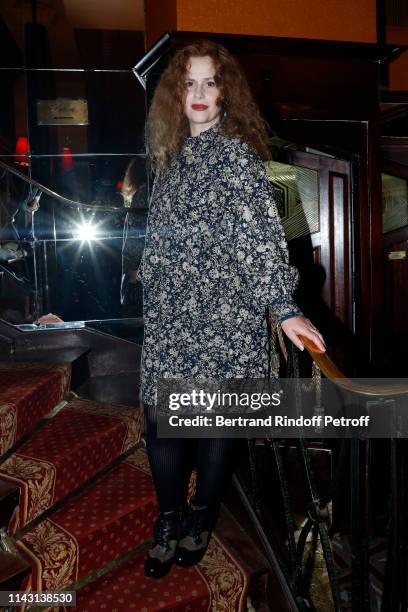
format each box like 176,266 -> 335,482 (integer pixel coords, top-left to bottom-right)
281,316 -> 325,352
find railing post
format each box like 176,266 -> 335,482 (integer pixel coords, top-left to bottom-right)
350,434 -> 371,611
383,436 -> 408,612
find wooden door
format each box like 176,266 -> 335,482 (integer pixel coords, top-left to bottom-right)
268,149 -> 355,371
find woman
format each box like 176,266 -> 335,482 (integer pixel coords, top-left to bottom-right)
138,39 -> 325,579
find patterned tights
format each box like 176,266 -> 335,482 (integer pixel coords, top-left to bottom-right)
144,403 -> 241,512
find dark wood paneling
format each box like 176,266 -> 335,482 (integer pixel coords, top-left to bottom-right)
382,139 -> 408,167
383,227 -> 408,375
282,118 -> 387,374
172,31 -> 402,62
281,150 -> 353,324
279,148 -> 355,372
365,114 -> 386,370
275,119 -> 366,156
171,31 -> 403,122
330,172 -> 350,324
256,57 -> 379,120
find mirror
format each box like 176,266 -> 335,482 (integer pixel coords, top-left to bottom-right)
0,1 -> 147,323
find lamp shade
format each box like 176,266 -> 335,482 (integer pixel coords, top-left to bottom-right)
15,136 -> 30,165
61,147 -> 74,171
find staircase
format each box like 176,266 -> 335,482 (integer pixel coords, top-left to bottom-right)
0,361 -> 259,611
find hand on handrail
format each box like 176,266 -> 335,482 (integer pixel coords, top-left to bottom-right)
299,335 -> 326,354
281,316 -> 326,353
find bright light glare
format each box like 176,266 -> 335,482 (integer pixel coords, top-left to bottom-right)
74,222 -> 97,241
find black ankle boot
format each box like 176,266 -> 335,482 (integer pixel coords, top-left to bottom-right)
174,502 -> 218,568
144,508 -> 182,579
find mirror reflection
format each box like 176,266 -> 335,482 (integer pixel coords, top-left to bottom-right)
0,0 -> 147,323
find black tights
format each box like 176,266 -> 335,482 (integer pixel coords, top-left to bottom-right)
144,403 -> 241,512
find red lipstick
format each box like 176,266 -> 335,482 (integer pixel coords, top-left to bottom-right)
191,104 -> 208,110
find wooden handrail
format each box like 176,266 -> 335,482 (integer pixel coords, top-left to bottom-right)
299,335 -> 408,397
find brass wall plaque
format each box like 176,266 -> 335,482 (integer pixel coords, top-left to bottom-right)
388,251 -> 407,260
37,99 -> 89,125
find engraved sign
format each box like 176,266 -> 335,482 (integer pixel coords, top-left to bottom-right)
37,98 -> 89,125
388,251 -> 407,260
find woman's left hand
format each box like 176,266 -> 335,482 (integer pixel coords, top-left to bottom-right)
281,316 -> 325,352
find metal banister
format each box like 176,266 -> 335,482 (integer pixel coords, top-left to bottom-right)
0,159 -> 128,212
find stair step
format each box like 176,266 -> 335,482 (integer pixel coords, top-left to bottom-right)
15,448 -> 250,610
16,449 -> 157,592
0,398 -> 143,532
0,362 -> 71,456
75,533 -> 249,612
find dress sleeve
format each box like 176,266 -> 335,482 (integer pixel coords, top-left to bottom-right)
228,144 -> 303,322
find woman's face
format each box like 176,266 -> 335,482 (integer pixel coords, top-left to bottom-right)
183,55 -> 222,134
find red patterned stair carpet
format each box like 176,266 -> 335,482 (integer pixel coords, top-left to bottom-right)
0,398 -> 143,532
16,448 -> 250,611
16,450 -> 157,592
75,532 -> 248,611
0,362 -> 71,455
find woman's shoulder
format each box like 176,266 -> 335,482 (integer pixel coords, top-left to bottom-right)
217,130 -> 258,156
215,130 -> 266,178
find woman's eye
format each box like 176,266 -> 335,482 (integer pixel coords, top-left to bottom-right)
207,81 -> 216,87
185,81 -> 194,87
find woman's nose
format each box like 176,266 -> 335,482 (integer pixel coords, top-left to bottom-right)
194,84 -> 205,99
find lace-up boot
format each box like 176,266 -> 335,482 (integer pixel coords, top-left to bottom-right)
174,501 -> 218,567
144,508 -> 183,578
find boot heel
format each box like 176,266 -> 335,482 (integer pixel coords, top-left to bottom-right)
174,503 -> 218,568
144,508 -> 182,579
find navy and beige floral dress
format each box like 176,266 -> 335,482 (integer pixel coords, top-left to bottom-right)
138,123 -> 302,406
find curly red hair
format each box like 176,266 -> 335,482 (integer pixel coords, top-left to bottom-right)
147,39 -> 271,172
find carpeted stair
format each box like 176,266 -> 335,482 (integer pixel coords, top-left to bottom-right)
0,398 -> 143,532
75,530 -> 248,612
16,451 -> 157,593
1,364 -> 251,611
0,362 -> 71,456
15,448 -> 249,610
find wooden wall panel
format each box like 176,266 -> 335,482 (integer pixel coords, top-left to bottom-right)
329,172 -> 351,325
144,0 -> 378,49
281,151 -> 352,325
279,148 -> 355,372
176,0 -> 377,43
383,229 -> 408,375
145,0 -> 177,48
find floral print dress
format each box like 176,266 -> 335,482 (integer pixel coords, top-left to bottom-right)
138,123 -> 302,406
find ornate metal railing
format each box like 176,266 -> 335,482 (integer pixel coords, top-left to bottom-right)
238,336 -> 408,612
300,336 -> 408,612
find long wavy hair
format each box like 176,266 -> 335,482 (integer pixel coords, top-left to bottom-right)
147,39 -> 271,172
